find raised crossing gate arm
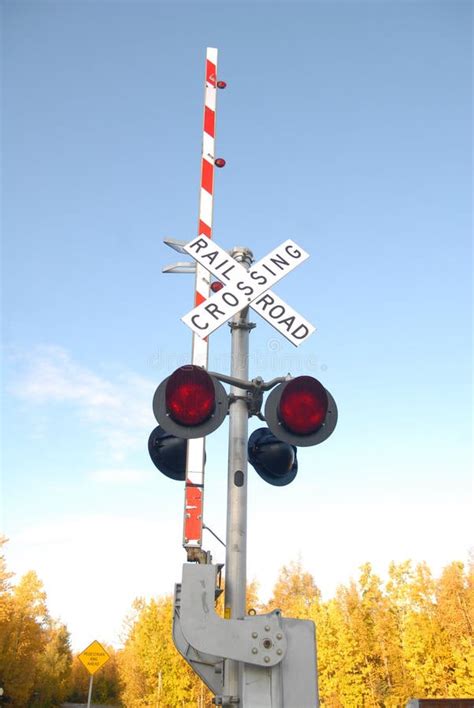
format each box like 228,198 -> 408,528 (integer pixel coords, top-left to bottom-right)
182,48 -> 219,557
162,48 -> 224,560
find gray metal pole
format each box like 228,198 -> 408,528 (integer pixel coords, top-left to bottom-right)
86,674 -> 93,708
223,247 -> 254,705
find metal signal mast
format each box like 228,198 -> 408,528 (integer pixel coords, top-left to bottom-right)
151,47 -> 338,706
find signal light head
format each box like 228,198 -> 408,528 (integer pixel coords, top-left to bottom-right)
153,365 -> 228,439
165,365 -> 215,426
248,428 -> 298,486
278,376 -> 328,435
148,426 -> 186,481
265,376 -> 338,447
215,158 -> 226,168
217,80 -> 227,89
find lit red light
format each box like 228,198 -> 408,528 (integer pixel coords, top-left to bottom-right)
217,81 -> 227,89
165,365 -> 215,426
210,281 -> 224,293
278,376 -> 328,435
215,158 -> 226,168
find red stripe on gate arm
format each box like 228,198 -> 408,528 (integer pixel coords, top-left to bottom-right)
195,291 -> 206,306
206,60 -> 216,86
204,106 -> 215,138
199,219 -> 212,238
201,158 -> 214,194
185,485 -> 203,540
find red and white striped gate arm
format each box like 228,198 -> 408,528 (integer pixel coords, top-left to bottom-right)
184,47 -> 219,549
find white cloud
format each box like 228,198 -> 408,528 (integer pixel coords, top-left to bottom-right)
7,514 -> 184,652
8,345 -> 155,463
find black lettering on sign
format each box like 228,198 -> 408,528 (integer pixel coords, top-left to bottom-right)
202,250 -> 218,265
269,253 -> 289,270
222,291 -> 239,307
204,303 -> 225,320
220,263 -> 236,280
191,314 -> 209,330
293,324 -> 309,339
255,293 -> 274,310
269,305 -> 285,319
236,281 -> 254,297
190,237 -> 208,253
262,263 -> 276,276
249,270 -> 267,286
285,243 -> 302,259
279,316 -> 295,331
215,258 -> 230,271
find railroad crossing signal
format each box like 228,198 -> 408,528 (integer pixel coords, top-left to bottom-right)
153,47 -> 336,706
150,364 -> 337,486
182,236 -> 316,346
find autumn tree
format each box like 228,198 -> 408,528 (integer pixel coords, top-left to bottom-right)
31,622 -> 73,706
118,595 -> 214,707
0,569 -> 49,703
0,539 -> 74,706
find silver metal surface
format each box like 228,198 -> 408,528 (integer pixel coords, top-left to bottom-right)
173,581 -> 224,695
242,618 -> 318,707
86,675 -> 93,708
163,237 -> 190,254
162,261 -> 197,273
177,563 -> 287,667
224,247 -> 253,703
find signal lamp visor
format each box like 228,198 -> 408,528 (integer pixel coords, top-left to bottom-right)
165,365 -> 215,426
278,376 -> 328,435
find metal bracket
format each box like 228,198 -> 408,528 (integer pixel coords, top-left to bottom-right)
173,583 -> 224,696
177,563 -> 287,668
213,696 -> 239,705
186,546 -> 212,564
173,562 -> 320,706
162,261 -> 197,274
163,237 -> 189,254
228,320 -> 256,331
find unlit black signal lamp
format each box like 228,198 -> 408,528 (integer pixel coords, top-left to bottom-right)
247,428 -> 298,486
148,426 -> 187,481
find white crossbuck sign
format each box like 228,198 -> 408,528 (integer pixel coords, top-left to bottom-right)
181,237 -> 316,347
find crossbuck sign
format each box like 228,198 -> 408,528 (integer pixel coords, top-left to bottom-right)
182,237 -> 315,347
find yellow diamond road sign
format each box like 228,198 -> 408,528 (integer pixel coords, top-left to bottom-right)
78,640 -> 110,675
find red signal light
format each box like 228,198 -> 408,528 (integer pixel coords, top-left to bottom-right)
215,158 -> 226,168
165,365 -> 215,426
153,367 -> 228,439
217,80 -> 227,89
264,376 -> 337,447
210,280 -> 224,293
278,376 -> 328,435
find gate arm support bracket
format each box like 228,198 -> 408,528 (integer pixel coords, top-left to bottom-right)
178,563 -> 287,667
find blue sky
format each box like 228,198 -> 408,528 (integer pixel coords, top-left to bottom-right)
1,0 -> 472,651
